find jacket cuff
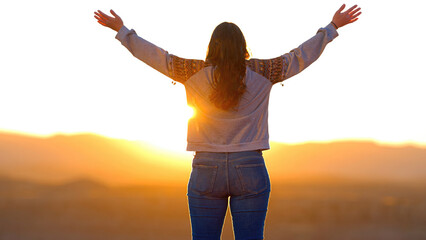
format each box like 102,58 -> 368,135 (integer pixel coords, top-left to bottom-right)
115,25 -> 130,42
324,23 -> 339,41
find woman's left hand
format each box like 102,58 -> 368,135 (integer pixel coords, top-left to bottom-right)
332,4 -> 362,29
94,9 -> 123,32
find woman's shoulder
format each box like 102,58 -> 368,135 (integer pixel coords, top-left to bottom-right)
169,55 -> 207,84
246,57 -> 285,84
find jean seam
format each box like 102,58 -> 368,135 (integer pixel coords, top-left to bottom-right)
226,152 -> 230,195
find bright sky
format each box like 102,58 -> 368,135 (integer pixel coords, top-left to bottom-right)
1,0 -> 425,152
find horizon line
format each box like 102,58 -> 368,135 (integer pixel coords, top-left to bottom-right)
1,129 -> 426,149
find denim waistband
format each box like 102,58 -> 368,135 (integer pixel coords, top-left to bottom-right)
194,150 -> 263,162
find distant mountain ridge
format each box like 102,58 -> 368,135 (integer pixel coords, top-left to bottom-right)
267,140 -> 426,183
0,132 -> 425,186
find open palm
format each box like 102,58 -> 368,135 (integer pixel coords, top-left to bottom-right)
94,9 -> 123,32
332,4 -> 362,29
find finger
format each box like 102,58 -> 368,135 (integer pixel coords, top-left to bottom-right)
344,5 -> 358,14
94,11 -> 108,21
94,15 -> 107,25
350,7 -> 361,16
337,4 -> 346,13
352,11 -> 362,19
110,9 -> 119,18
349,18 -> 359,23
98,10 -> 111,19
94,13 -> 107,21
97,21 -> 107,26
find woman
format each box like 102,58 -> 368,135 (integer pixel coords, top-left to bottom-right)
94,4 -> 361,240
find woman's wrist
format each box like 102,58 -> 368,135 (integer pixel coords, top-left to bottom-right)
331,21 -> 338,30
114,23 -> 124,32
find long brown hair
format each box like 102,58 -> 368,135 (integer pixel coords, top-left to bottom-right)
206,22 -> 249,110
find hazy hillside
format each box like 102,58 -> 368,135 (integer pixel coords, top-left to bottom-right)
265,141 -> 426,182
0,132 -> 192,185
0,132 -> 425,186
0,176 -> 425,240
1,132 -> 426,240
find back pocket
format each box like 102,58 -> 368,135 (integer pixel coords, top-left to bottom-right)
189,164 -> 218,195
236,163 -> 269,194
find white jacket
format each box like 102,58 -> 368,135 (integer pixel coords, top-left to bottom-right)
115,23 -> 338,152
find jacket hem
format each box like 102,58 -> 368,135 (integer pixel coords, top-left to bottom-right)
186,140 -> 270,152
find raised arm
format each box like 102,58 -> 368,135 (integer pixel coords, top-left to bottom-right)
248,4 -> 361,84
94,9 -> 205,84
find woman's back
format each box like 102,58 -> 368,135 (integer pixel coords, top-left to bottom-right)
113,23 -> 338,151
164,23 -> 338,151
184,65 -> 272,152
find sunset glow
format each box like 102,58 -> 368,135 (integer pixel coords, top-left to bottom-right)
1,2 -> 425,239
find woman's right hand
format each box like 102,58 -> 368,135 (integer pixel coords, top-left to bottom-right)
94,9 -> 124,32
332,4 -> 362,29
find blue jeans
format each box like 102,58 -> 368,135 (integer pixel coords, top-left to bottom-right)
187,150 -> 271,240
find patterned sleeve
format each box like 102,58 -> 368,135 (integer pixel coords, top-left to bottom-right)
116,26 -> 205,84
247,23 -> 339,84
168,55 -> 206,84
247,56 -> 287,84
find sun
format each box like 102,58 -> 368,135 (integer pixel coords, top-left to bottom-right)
132,104 -> 196,153
185,105 -> 196,119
